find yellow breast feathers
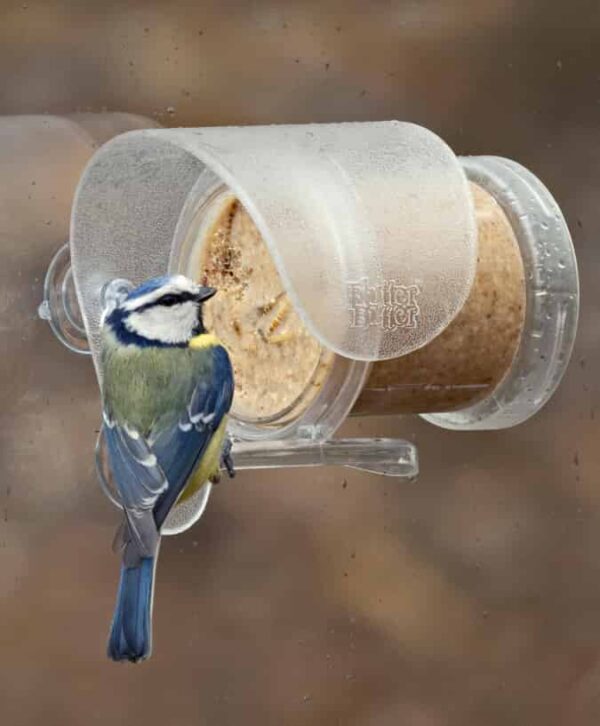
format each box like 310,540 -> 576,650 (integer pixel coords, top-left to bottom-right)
188,332 -> 220,350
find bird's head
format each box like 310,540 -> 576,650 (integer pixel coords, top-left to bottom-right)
104,275 -> 216,346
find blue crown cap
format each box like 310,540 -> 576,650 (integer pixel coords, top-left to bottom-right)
126,276 -> 172,301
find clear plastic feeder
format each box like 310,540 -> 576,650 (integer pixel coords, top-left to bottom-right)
37,120 -> 579,535
60,120 -> 479,531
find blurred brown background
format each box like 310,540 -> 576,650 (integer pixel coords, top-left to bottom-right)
1,1 -> 600,724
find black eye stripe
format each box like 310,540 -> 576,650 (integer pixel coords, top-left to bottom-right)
158,292 -> 198,306
133,291 -> 198,312
159,294 -> 181,306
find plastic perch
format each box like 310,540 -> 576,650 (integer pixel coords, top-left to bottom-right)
230,438 -> 418,478
95,431 -> 419,512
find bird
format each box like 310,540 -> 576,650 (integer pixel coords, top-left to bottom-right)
97,274 -> 234,663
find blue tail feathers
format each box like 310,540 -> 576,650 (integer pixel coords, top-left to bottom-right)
108,557 -> 155,663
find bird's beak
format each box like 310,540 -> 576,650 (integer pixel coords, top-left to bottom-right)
195,286 -> 217,303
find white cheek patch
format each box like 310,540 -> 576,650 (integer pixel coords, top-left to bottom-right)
126,301 -> 198,344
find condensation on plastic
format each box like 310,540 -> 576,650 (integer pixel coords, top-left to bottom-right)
70,121 -> 478,378
35,113 -> 161,354
424,156 -> 579,430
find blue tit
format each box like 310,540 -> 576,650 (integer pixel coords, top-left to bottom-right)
99,274 -> 235,663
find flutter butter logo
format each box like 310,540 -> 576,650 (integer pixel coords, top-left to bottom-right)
348,278 -> 421,331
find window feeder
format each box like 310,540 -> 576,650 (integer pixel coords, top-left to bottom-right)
38,120 -> 579,534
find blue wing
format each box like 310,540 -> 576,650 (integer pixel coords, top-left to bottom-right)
152,346 -> 233,528
102,345 -> 234,538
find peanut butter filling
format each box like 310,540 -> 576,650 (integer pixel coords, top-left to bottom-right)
197,183 -> 525,419
198,197 -> 333,422
354,183 -> 526,414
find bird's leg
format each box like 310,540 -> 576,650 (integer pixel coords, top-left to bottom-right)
220,436 -> 236,479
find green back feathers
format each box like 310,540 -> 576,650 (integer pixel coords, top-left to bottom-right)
101,331 -> 214,436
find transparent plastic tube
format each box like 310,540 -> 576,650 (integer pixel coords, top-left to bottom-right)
69,121 -> 477,374
424,157 -> 578,430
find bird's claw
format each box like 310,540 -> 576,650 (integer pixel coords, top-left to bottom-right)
221,437 -> 236,479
